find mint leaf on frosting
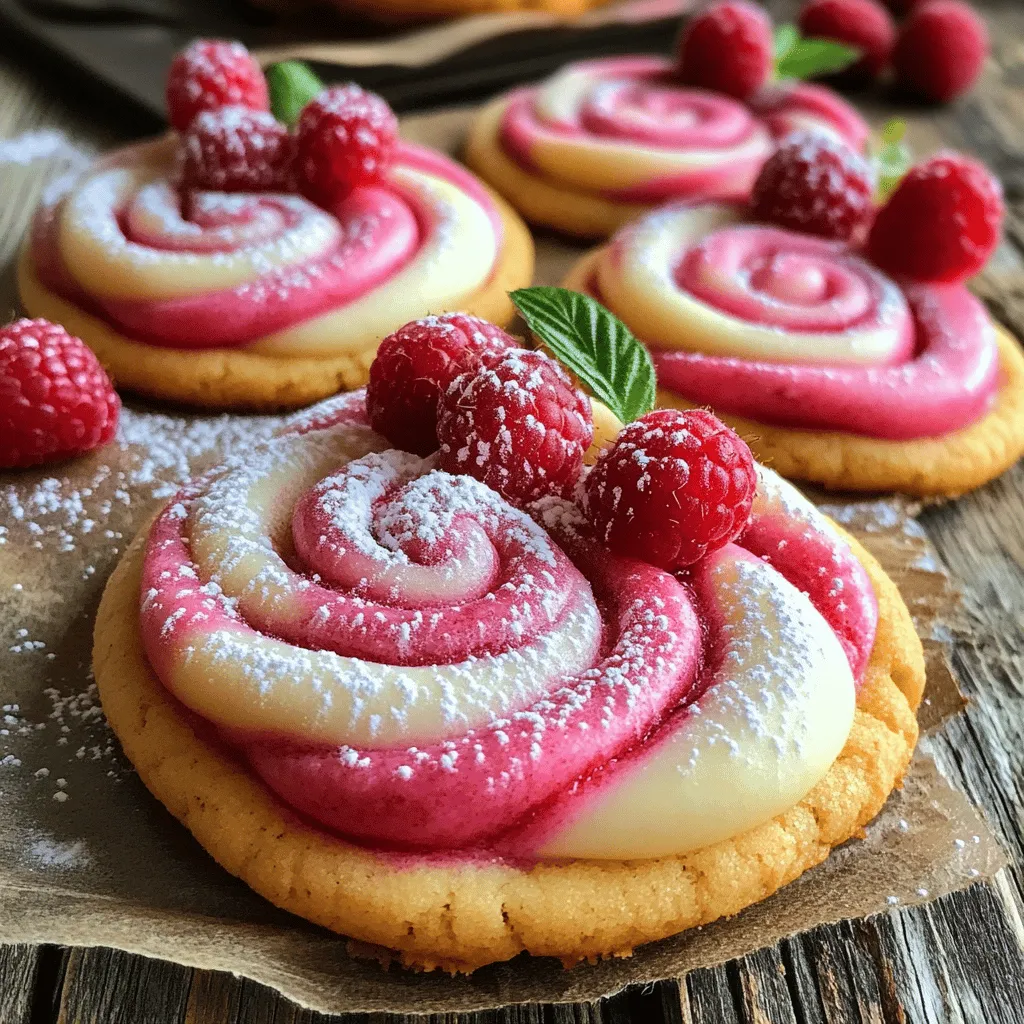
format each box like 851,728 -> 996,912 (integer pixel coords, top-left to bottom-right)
267,61 -> 324,127
873,119 -> 913,201
510,287 -> 656,425
774,28 -> 860,80
773,24 -> 799,65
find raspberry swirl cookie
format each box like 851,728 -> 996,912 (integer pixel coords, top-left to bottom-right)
18,45 -> 533,410
565,143 -> 1024,495
465,54 -> 868,238
95,315 -> 923,971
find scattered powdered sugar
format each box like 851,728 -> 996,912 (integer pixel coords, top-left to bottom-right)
0,128 -> 92,169
1,404 -> 288,830
23,832 -> 91,870
677,554 -> 848,772
1,407 -> 284,562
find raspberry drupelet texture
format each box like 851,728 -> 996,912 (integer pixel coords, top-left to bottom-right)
0,319 -> 120,469
894,0 -> 989,102
675,0 -> 774,100
436,349 -> 593,505
166,39 -> 269,133
585,409 -> 756,571
178,107 -> 294,193
295,84 -> 399,208
366,314 -> 518,456
798,0 -> 897,83
868,151 -> 1004,283
750,131 -> 876,243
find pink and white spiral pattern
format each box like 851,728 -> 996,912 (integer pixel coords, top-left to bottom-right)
586,203 -> 1000,440
31,139 -> 503,357
496,56 -> 869,204
137,400 -> 877,858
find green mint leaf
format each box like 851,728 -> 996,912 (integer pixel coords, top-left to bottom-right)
510,286 -> 656,425
773,23 -> 799,63
775,37 -> 860,80
266,61 -> 324,127
873,119 -> 912,200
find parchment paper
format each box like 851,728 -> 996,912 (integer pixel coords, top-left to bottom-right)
0,107 -> 1003,1016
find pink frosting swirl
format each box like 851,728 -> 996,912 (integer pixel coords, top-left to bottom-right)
748,81 -> 870,152
497,57 -> 869,205
676,225 -> 914,346
31,141 -> 503,354
587,204 -> 1000,440
136,398 -> 878,854
656,287 -> 998,438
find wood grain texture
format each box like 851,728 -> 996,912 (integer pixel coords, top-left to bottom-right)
0,945 -> 41,1024
3,0 -> 1024,1020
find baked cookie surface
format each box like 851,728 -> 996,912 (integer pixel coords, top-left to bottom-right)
564,210 -> 1024,497
465,56 -> 869,239
19,138 -> 534,411
93,406 -> 924,972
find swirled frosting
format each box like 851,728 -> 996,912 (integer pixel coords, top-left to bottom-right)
495,56 -> 869,205
30,139 -> 504,357
136,395 -> 875,860
582,203 -> 1000,439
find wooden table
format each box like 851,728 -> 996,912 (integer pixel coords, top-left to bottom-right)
3,2 -> 1024,1019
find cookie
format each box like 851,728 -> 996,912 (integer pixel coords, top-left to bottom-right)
465,57 -> 868,239
563,205 -> 1024,496
94,403 -> 923,972
19,136 -> 534,411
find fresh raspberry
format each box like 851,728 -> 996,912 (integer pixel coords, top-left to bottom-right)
675,0 -> 774,100
0,319 -> 120,470
893,0 -> 988,103
166,39 -> 269,133
295,84 -> 399,208
585,409 -> 756,571
436,350 -> 593,506
798,0 -> 897,83
867,151 -> 1003,283
366,314 -> 517,456
750,131 -> 876,243
178,107 -> 294,193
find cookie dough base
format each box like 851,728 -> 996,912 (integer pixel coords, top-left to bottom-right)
464,95 -> 653,239
94,524 -> 924,972
17,190 -> 534,411
564,252 -> 1024,496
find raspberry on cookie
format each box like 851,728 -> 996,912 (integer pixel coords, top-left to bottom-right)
563,143 -> 1024,496
18,43 -> 534,411
166,39 -> 269,133
437,348 -> 594,504
585,408 -> 756,569
94,307 -> 924,970
366,313 -> 517,456
465,14 -> 869,239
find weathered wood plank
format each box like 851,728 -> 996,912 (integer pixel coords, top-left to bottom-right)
55,947 -> 192,1024
184,970 -> 243,1024
732,948 -> 799,1024
0,945 -> 40,1024
685,967 -> 741,1024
